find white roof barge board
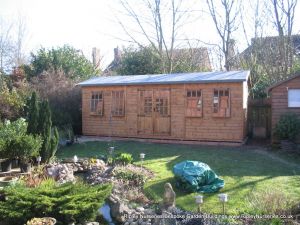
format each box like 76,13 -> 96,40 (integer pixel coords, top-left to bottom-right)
78,71 -> 250,87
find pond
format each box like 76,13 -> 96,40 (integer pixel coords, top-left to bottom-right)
99,203 -> 115,225
74,172 -> 116,225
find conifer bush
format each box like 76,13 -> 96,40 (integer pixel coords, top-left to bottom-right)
0,180 -> 112,225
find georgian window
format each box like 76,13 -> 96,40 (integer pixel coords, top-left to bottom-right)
213,89 -> 230,117
186,90 -> 202,117
111,91 -> 125,116
90,92 -> 103,116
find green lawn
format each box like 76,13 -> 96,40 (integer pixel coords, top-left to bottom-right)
56,141 -> 300,215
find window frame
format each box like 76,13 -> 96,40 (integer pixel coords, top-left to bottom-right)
90,91 -> 104,116
185,89 -> 203,117
111,90 -> 125,117
212,88 -> 231,118
288,89 -> 300,108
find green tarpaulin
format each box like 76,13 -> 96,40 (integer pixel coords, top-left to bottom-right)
173,161 -> 224,193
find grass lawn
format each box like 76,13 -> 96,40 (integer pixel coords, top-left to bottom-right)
56,140 -> 300,215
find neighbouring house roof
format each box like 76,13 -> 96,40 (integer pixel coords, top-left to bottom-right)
267,74 -> 300,93
78,71 -> 250,87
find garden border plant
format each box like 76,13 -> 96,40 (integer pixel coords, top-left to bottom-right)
274,113 -> 300,150
0,179 -> 112,225
0,118 -> 43,172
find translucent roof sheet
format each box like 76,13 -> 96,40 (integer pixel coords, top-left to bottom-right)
78,71 -> 250,87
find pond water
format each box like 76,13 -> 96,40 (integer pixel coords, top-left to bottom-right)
99,203 -> 115,225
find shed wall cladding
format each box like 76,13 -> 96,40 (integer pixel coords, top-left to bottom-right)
270,75 -> 300,141
82,82 -> 246,142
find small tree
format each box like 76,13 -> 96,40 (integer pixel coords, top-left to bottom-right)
37,100 -> 58,163
49,127 -> 59,161
27,97 -> 59,163
27,91 -> 39,134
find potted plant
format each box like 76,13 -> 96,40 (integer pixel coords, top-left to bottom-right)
0,118 -> 28,172
274,113 -> 300,151
0,139 -> 14,172
10,135 -> 42,173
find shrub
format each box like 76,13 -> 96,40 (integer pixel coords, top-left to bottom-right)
0,118 -> 42,162
0,118 -> 28,159
114,167 -> 145,186
274,113 -> 300,140
247,189 -> 295,215
115,153 -> 133,165
0,82 -> 29,121
0,180 -> 112,225
26,97 -> 59,163
9,134 -> 42,163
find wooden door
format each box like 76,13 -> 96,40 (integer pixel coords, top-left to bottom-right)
137,90 -> 153,135
153,89 -> 171,135
137,89 -> 171,136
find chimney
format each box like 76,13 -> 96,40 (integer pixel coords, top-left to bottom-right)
114,47 -> 121,62
92,48 -> 101,70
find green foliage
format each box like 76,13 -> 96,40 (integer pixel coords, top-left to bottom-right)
37,100 -> 59,163
27,92 -> 39,134
291,57 -> 300,74
0,180 -> 112,225
274,113 -> 300,140
0,82 -> 28,120
114,167 -> 145,186
247,189 -> 295,215
117,46 -> 163,75
9,135 -> 42,163
49,127 -> 59,161
117,46 -> 211,75
115,153 -> 133,165
0,118 -> 27,140
0,118 -> 42,161
0,118 -> 28,159
24,45 -> 99,81
26,97 -> 59,163
249,72 -> 270,99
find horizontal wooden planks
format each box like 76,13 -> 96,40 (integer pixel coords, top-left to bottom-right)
81,82 -> 247,142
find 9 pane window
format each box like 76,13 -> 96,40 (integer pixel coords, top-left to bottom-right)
213,89 -> 230,117
112,91 -> 125,116
186,90 -> 202,117
90,92 -> 103,116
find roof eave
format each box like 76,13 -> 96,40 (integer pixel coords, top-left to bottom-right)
78,79 -> 248,87
267,73 -> 300,93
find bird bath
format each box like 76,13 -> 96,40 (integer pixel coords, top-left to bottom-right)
0,176 -> 18,187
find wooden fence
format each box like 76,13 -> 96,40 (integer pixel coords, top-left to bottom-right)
248,99 -> 271,139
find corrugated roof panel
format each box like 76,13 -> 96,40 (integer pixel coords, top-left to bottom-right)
78,71 -> 250,86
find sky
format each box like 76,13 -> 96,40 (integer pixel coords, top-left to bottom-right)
1,0 -> 300,69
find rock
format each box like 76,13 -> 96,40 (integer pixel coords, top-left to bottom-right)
144,208 -> 155,215
130,222 -> 138,225
46,163 -> 75,184
136,206 -> 144,212
163,183 -> 176,209
85,222 -> 99,225
108,194 -> 133,223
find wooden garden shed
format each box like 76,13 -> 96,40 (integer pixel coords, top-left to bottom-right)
267,74 -> 300,142
78,71 -> 250,144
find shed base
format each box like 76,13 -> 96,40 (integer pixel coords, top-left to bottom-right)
77,135 -> 247,146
